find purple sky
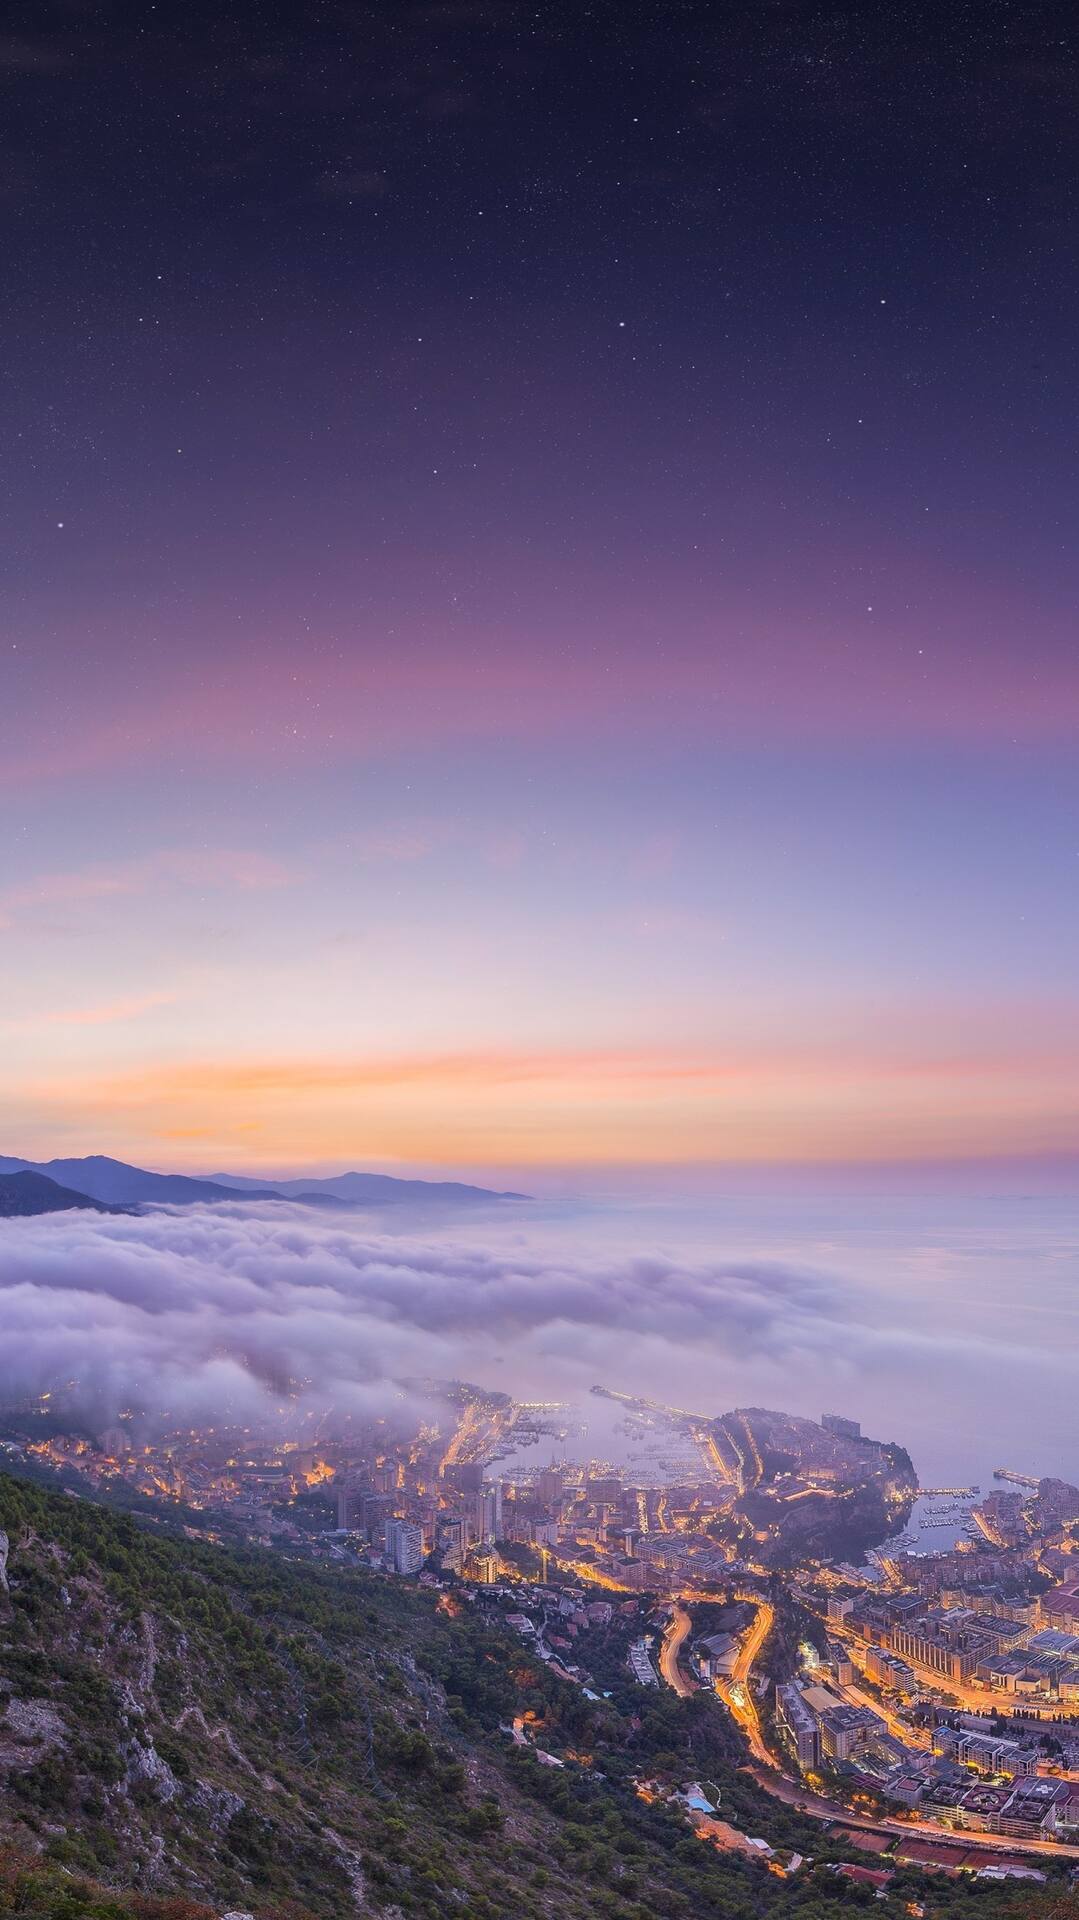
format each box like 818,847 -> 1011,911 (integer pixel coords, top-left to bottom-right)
2,0 -> 1078,1181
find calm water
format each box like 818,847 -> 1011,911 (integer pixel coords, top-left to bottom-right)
5,1186 -> 1073,1493
423,1189 -> 1079,1489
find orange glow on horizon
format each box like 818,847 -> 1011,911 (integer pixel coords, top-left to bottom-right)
16,1037 -> 1079,1172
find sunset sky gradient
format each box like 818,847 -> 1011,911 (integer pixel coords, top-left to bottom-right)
3,0 -> 1077,1184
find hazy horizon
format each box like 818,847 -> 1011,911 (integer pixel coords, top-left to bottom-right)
2,1178 -> 1074,1490
11,1141 -> 1079,1200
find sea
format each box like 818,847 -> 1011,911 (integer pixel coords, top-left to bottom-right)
414,1186 -> 1079,1491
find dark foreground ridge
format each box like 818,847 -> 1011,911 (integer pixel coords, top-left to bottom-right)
0,1468 -> 1062,1920
0,1172 -> 124,1219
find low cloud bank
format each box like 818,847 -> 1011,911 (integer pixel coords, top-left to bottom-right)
0,1200 -> 859,1430
0,1198 -> 1058,1438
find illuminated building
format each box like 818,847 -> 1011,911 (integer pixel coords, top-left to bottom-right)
384,1519 -> 424,1575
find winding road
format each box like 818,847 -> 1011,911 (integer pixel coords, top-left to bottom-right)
659,1602 -> 696,1697
716,1598 -> 775,1765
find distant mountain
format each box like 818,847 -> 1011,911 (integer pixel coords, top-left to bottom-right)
208,1168 -> 530,1205
0,1154 -> 280,1208
0,1170 -> 122,1218
0,1153 -> 528,1211
282,1188 -> 351,1209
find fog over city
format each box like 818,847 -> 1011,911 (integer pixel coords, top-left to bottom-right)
2,1190 -> 1074,1485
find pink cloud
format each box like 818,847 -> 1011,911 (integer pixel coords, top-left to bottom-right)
0,849 -> 295,928
2,991 -> 178,1034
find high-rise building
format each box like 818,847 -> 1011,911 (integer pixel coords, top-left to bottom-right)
775,1684 -> 820,1770
537,1466 -> 564,1507
384,1519 -> 424,1575
825,1639 -> 855,1686
445,1462 -> 484,1495
531,1518 -> 561,1546
337,1477 -> 376,1531
470,1488 -> 497,1543
587,1476 -> 622,1505
361,1491 -> 395,1539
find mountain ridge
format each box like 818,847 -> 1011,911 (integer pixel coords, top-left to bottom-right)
0,1154 -> 527,1212
0,1170 -> 125,1219
0,1155 -> 278,1209
208,1168 -> 530,1204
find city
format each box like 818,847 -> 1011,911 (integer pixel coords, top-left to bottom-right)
6,1382 -> 1079,1896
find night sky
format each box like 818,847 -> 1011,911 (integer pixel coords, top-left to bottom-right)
3,0 -> 1078,1178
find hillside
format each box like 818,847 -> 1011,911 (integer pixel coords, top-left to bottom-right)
0,1470 -> 1061,1920
0,1173 -> 120,1219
